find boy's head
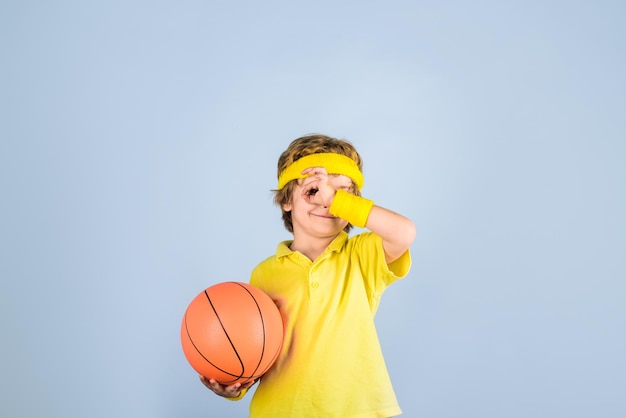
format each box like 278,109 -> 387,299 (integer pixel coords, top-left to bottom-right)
274,134 -> 363,233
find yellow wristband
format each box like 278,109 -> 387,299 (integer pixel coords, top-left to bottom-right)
329,189 -> 374,228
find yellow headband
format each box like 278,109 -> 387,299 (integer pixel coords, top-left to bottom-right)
277,153 -> 364,190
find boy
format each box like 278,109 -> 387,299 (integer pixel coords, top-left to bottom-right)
201,134 -> 416,417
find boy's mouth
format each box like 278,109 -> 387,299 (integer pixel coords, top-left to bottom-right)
312,213 -> 336,219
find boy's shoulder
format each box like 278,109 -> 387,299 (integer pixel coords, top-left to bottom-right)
251,240 -> 292,271
252,232 -> 382,269
343,231 -> 383,250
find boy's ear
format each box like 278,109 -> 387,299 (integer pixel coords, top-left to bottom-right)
282,202 -> 292,212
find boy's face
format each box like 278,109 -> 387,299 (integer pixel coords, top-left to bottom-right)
282,174 -> 352,239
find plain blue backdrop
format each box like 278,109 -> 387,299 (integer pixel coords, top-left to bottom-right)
1,1 -> 624,417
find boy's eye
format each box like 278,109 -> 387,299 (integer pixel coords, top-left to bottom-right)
307,188 -> 318,196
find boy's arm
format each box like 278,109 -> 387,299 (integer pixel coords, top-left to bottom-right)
364,205 -> 416,264
300,166 -> 416,263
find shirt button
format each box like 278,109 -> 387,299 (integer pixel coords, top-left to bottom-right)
311,281 -> 319,289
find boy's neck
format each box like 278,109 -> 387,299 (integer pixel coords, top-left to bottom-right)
289,233 -> 339,261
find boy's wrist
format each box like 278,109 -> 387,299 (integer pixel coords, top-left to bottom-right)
329,189 -> 374,228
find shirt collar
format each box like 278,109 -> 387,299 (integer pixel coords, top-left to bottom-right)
275,231 -> 349,260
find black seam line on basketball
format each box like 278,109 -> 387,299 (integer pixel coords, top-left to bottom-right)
184,312 -> 244,379
231,282 -> 266,379
204,288 -> 246,380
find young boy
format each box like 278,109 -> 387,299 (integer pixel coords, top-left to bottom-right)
201,134 -> 416,417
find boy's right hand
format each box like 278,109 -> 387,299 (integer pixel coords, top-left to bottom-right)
199,375 -> 255,399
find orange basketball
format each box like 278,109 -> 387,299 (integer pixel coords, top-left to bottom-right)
180,282 -> 284,385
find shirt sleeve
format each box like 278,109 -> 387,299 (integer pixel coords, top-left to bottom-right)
387,248 -> 411,279
350,232 -> 412,313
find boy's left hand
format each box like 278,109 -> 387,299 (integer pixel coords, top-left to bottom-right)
199,375 -> 256,398
301,167 -> 352,207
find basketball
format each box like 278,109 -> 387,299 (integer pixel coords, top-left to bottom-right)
180,282 -> 284,385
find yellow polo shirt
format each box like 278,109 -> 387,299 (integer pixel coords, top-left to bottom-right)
248,231 -> 411,418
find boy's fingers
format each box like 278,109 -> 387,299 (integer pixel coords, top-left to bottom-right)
301,166 -> 327,174
224,383 -> 242,396
199,375 -> 211,388
242,379 -> 256,389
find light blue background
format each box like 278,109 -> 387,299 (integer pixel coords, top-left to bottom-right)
1,1 -> 624,417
